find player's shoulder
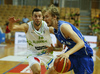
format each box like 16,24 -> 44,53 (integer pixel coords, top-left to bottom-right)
42,20 -> 48,28
27,21 -> 32,25
61,23 -> 70,28
59,20 -> 70,27
42,20 -> 47,26
42,20 -> 50,31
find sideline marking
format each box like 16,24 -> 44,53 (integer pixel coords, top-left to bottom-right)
3,62 -> 23,74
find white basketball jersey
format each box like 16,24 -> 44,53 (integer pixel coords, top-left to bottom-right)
25,21 -> 52,56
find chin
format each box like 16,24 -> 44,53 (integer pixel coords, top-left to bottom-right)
35,23 -> 40,26
48,24 -> 52,27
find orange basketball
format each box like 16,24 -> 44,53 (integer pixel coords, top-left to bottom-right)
54,57 -> 71,73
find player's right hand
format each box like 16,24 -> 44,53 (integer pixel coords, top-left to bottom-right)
8,17 -> 20,24
45,44 -> 54,54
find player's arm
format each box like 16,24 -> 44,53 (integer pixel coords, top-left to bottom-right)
61,24 -> 84,56
53,39 -> 63,51
9,23 -> 28,33
46,27 -> 63,53
46,40 -> 63,53
8,17 -> 28,33
49,27 -> 54,34
49,26 -> 63,51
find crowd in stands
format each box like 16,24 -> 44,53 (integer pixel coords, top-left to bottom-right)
0,4 -> 81,44
64,8 -> 80,29
90,9 -> 100,35
0,4 -> 80,29
70,10 -> 80,29
58,8 -> 80,30
1,4 -> 100,46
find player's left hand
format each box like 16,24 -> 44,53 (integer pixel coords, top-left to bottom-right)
57,53 -> 69,62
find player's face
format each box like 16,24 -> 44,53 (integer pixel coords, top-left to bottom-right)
44,11 -> 53,27
32,11 -> 43,26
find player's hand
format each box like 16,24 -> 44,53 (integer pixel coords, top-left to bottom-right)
57,53 -> 69,62
45,44 -> 54,54
8,17 -> 20,24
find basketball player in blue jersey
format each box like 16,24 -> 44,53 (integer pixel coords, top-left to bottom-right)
44,5 -> 94,74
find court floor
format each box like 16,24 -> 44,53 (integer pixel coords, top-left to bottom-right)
0,43 -> 100,74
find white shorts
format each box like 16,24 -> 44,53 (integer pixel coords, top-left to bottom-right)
6,33 -> 11,39
27,56 -> 41,67
27,50 -> 65,69
27,54 -> 54,69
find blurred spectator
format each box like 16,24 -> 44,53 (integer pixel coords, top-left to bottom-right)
91,17 -> 95,25
5,21 -> 11,44
65,10 -> 70,20
74,16 -> 80,30
97,14 -> 100,21
70,11 -> 75,20
89,20 -> 100,35
22,15 -> 29,23
75,11 -> 80,20
20,15 -> 29,24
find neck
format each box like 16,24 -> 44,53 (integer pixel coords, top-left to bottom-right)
54,24 -> 58,30
54,20 -> 58,30
33,23 -> 42,31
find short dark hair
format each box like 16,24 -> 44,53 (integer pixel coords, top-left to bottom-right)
32,8 -> 42,15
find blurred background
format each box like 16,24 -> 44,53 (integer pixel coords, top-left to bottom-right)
0,0 -> 100,46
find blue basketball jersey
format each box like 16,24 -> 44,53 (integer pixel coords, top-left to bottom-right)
54,20 -> 93,56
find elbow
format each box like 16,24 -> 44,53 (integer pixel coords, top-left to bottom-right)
80,40 -> 85,48
9,27 -> 13,31
8,27 -> 11,31
9,27 -> 12,31
8,26 -> 12,31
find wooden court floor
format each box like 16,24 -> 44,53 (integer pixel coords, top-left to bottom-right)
0,43 -> 100,74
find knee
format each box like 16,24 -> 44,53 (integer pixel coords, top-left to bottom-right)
31,63 -> 41,74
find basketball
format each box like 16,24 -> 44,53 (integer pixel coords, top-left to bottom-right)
54,57 -> 71,73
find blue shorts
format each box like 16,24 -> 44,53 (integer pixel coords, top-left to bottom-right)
68,55 -> 94,74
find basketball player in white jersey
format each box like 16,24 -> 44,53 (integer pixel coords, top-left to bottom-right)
8,8 -> 62,74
